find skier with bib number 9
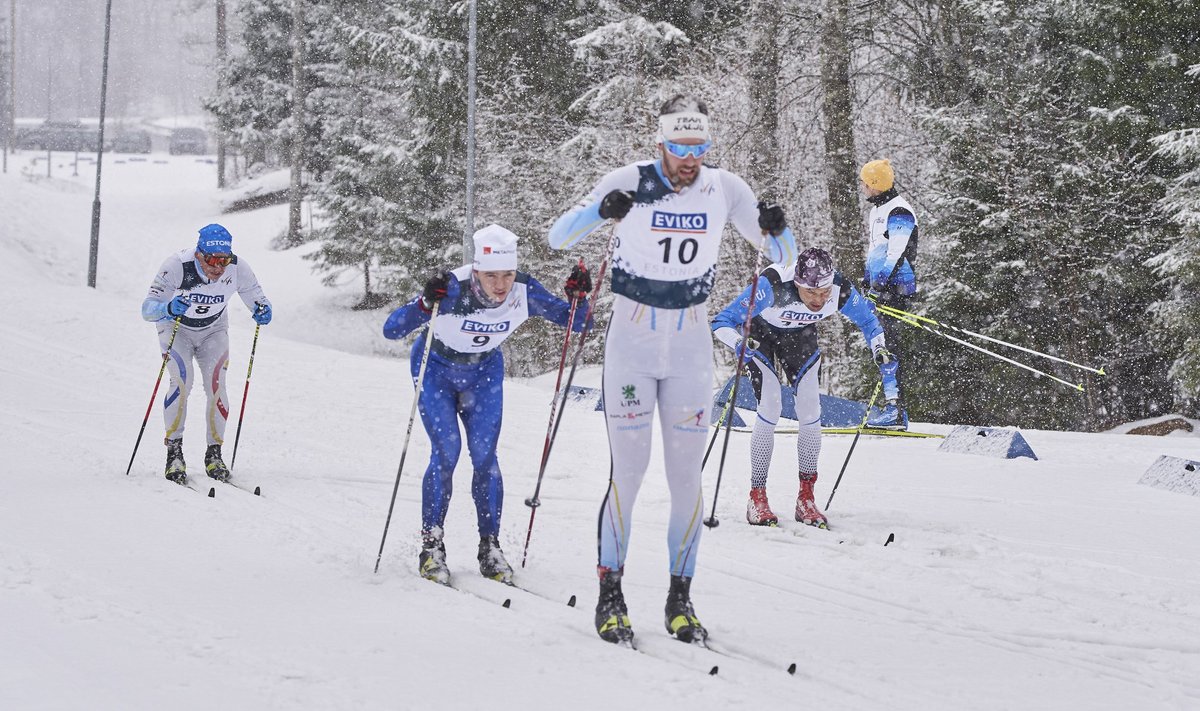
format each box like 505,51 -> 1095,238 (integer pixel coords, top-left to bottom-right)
140,223 -> 273,487
711,247 -> 895,529
548,94 -> 797,647
382,224 -> 591,587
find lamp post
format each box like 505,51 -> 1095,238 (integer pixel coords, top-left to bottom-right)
87,0 -> 114,288
463,0 -> 476,260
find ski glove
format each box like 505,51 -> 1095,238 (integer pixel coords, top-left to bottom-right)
421,269 -> 458,310
756,201 -> 787,236
873,346 -> 892,366
166,295 -> 190,317
732,336 -> 770,368
564,262 -> 592,300
599,190 -> 635,220
253,302 -> 272,325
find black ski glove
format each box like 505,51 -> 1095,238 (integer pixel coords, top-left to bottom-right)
599,190 -> 635,220
564,261 -> 592,300
421,269 -> 454,310
757,201 -> 787,236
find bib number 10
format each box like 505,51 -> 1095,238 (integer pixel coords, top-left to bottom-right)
657,237 -> 698,265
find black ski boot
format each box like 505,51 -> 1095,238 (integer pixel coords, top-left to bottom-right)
595,567 -> 634,646
664,574 -> 708,644
419,530 -> 451,586
164,439 -> 187,484
477,536 -> 514,585
205,444 -> 230,482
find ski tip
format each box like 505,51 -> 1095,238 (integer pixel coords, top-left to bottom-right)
207,487 -> 215,498
253,486 -> 261,496
567,594 -> 577,607
708,665 -> 719,676
884,532 -> 895,546
502,598 -> 511,608
787,662 -> 797,675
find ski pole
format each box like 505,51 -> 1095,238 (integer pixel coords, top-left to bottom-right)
878,308 -> 1086,392
701,391 -> 738,470
825,380 -> 881,510
704,239 -> 768,529
125,317 -> 183,476
374,301 -> 440,575
520,231 -> 617,567
873,302 -> 1105,376
518,292 -> 580,567
228,321 -> 261,473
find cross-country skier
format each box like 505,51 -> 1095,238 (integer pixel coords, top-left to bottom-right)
548,94 -> 796,646
711,247 -> 896,528
141,223 -> 273,485
860,159 -> 919,430
383,224 -> 592,587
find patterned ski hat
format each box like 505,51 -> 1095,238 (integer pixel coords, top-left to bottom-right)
472,224 -> 519,271
197,224 -> 233,254
859,159 -> 894,191
794,247 -> 835,289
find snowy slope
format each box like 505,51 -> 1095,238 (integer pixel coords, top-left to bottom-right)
2,151 -> 1200,710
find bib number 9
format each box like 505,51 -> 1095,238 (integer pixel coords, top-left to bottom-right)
472,335 -> 491,347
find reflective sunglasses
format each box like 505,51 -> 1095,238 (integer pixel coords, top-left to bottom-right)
201,253 -> 233,267
663,139 -> 712,159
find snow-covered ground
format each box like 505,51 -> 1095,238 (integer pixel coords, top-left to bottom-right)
2,150 -> 1199,710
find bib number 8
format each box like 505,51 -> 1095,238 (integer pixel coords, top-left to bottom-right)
657,236 -> 698,265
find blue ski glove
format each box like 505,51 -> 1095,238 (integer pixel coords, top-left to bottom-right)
253,302 -> 272,325
733,337 -> 770,368
166,295 -> 190,317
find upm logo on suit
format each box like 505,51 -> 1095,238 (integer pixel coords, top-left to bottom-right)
461,320 -> 511,334
651,211 -> 708,234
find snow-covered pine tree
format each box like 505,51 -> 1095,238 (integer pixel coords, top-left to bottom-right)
1150,64 -> 1200,414
304,1 -> 464,304
206,0 -> 330,177
898,0 -> 1156,430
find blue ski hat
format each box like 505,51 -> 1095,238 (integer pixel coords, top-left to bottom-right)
197,224 -> 233,254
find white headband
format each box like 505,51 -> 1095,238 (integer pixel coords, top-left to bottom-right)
657,111 -> 710,143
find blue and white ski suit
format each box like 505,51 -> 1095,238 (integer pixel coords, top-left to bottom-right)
712,265 -> 891,486
550,159 -> 795,578
383,265 -> 589,538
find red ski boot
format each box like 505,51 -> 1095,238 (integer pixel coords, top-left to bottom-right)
795,472 -> 828,529
746,487 -> 779,526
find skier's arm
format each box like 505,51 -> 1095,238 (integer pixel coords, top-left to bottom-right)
868,208 -> 916,289
548,165 -> 639,250
382,297 -> 433,340
233,258 -> 271,312
711,275 -> 774,349
141,258 -> 184,322
838,282 -> 886,353
724,171 -> 797,266
526,276 -> 590,333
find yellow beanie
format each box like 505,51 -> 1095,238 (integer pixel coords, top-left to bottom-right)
860,159 -> 894,191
